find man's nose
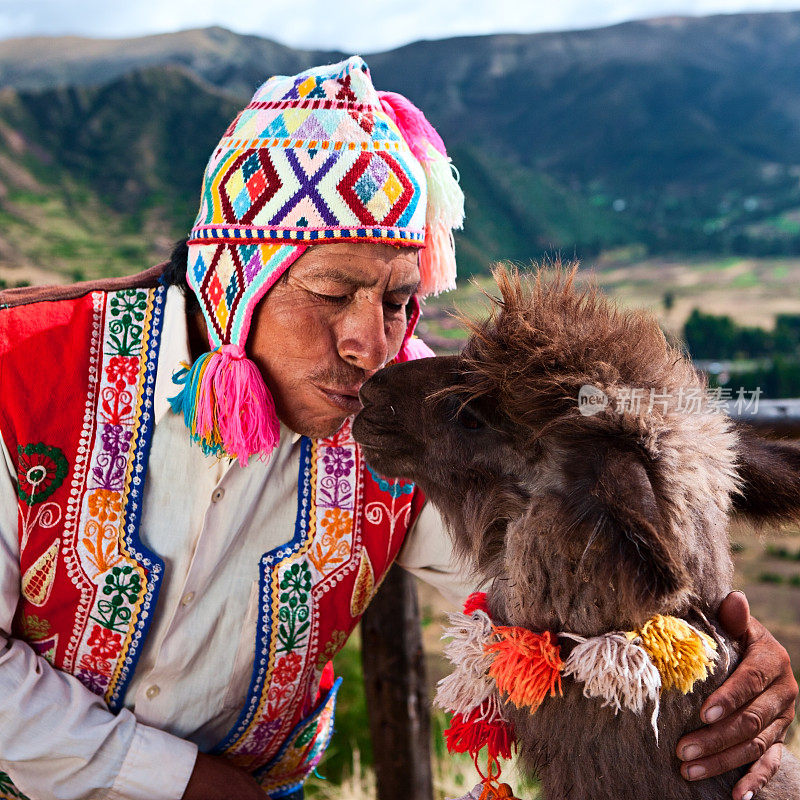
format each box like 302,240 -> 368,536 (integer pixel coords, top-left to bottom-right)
337,299 -> 389,373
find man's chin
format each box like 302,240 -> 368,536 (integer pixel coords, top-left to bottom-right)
282,412 -> 351,441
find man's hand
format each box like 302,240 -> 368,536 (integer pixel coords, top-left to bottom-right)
676,591 -> 798,800
181,753 -> 266,800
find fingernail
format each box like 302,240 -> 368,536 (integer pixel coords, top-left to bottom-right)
681,744 -> 702,761
704,705 -> 723,722
687,765 -> 707,780
742,792 -> 754,800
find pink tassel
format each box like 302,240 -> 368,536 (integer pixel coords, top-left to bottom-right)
378,90 -> 462,297
195,344 -> 280,465
377,91 -> 447,162
420,220 -> 457,295
397,336 -> 436,362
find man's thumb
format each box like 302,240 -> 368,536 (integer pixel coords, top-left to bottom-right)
717,590 -> 750,640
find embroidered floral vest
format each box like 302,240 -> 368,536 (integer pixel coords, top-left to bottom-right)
0,273 -> 426,798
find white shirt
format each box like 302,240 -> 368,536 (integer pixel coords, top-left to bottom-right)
0,287 -> 473,800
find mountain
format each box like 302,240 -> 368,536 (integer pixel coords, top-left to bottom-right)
2,13 -> 800,283
0,65 -> 629,281
0,66 -> 242,278
0,27 -> 343,97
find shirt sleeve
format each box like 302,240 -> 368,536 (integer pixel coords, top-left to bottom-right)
0,433 -> 198,800
395,500 -> 481,608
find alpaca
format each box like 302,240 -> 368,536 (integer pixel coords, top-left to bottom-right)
352,267 -> 800,800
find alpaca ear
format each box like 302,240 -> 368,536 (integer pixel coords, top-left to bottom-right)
732,425 -> 800,524
562,445 -> 687,601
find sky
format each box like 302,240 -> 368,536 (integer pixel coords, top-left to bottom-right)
2,0 -> 800,51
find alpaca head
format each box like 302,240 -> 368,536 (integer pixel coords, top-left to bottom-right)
354,267 -> 747,634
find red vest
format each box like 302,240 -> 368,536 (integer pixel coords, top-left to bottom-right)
0,271 -> 426,797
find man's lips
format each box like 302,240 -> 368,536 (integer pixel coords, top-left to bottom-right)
316,384 -> 364,414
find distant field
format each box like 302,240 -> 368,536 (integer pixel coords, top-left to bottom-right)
590,253 -> 800,334
418,255 -> 800,353
6,253 -> 800,339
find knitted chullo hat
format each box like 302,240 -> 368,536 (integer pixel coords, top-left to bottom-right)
172,55 -> 464,465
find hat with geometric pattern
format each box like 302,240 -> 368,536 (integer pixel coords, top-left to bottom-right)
171,55 -> 464,464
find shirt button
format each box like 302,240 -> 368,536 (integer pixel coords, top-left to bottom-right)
211,488 -> 225,503
181,592 -> 195,606
145,685 -> 160,700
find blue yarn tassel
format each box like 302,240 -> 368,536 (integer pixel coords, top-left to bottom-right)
168,353 -> 226,458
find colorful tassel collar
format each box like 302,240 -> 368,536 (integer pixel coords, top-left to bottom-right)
437,593 -> 722,800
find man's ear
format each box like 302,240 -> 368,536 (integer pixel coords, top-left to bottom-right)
733,425 -> 800,524
562,444 -> 688,601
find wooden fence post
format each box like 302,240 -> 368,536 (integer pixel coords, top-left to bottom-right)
361,563 -> 434,800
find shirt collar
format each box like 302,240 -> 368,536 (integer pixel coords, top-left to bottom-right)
154,285 -> 192,426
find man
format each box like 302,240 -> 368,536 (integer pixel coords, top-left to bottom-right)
0,57 -> 795,800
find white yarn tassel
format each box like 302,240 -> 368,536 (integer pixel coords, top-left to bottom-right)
419,221 -> 457,295
435,610 -> 497,716
562,632 -> 663,743
419,143 -> 463,296
693,609 -> 729,673
424,144 -> 465,230
469,689 -> 508,724
686,620 -> 721,665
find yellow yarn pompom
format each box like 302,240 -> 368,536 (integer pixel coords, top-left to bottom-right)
627,615 -> 717,694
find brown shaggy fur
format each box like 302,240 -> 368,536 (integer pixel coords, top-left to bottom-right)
352,266 -> 800,800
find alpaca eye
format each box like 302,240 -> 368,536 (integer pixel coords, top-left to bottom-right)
456,406 -> 484,430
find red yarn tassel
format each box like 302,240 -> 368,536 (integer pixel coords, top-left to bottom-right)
444,707 -> 516,760
463,592 -> 490,616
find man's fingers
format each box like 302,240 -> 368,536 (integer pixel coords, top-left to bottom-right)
678,694 -> 794,766
679,594 -> 797,794
732,742 -> 783,800
679,718 -> 787,782
699,626 -> 793,724
717,591 -> 750,640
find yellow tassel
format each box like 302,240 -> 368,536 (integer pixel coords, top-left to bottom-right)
628,615 -> 717,694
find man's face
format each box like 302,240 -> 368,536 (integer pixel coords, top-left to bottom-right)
247,242 -> 421,438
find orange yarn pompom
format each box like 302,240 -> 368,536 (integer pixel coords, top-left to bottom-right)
486,627 -> 564,713
478,782 -> 517,800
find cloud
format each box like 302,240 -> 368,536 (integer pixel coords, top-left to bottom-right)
2,0 -> 800,50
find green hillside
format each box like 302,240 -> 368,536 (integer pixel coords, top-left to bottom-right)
0,67 -> 240,281
3,12 -> 800,283
0,66 -> 629,284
